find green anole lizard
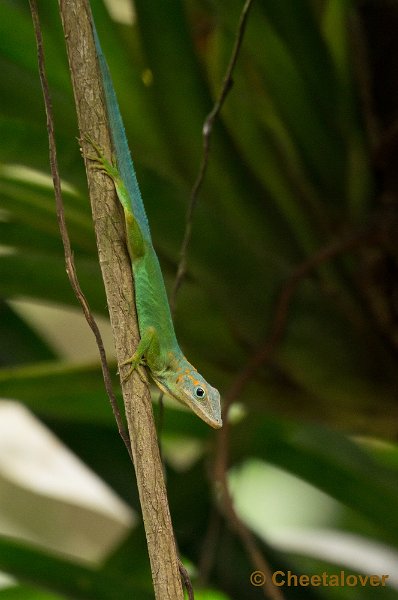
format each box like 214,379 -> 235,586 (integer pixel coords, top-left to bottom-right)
85,17 -> 222,429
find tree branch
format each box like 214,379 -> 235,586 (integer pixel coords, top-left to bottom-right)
29,0 -> 131,460
57,1 -> 184,597
170,0 -> 254,312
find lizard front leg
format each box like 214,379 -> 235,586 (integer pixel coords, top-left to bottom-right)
120,326 -> 160,381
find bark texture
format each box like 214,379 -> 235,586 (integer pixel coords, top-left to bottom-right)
58,1 -> 184,597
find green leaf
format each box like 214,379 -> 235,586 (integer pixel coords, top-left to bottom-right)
0,254 -> 106,313
259,0 -> 338,123
132,0 -> 212,174
0,362 -> 115,424
0,169 -> 94,254
0,585 -> 65,600
0,536 -> 153,600
0,301 -> 56,366
232,415 -> 398,542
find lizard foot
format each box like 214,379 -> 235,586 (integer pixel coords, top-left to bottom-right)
119,353 -> 141,383
83,134 -> 118,179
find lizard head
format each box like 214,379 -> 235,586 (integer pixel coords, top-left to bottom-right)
153,358 -> 222,429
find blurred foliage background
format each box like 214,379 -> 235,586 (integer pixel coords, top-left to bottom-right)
1,0 -> 398,598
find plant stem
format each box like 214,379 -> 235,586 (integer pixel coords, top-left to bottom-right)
58,1 -> 184,597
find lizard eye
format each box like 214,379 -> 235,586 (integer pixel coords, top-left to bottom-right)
194,386 -> 206,399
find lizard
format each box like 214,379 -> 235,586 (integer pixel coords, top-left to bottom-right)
85,16 -> 222,429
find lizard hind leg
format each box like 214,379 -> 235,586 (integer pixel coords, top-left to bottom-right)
84,134 -> 145,258
83,134 -> 119,181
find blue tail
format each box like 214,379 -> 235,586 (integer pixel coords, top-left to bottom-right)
92,23 -> 151,240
